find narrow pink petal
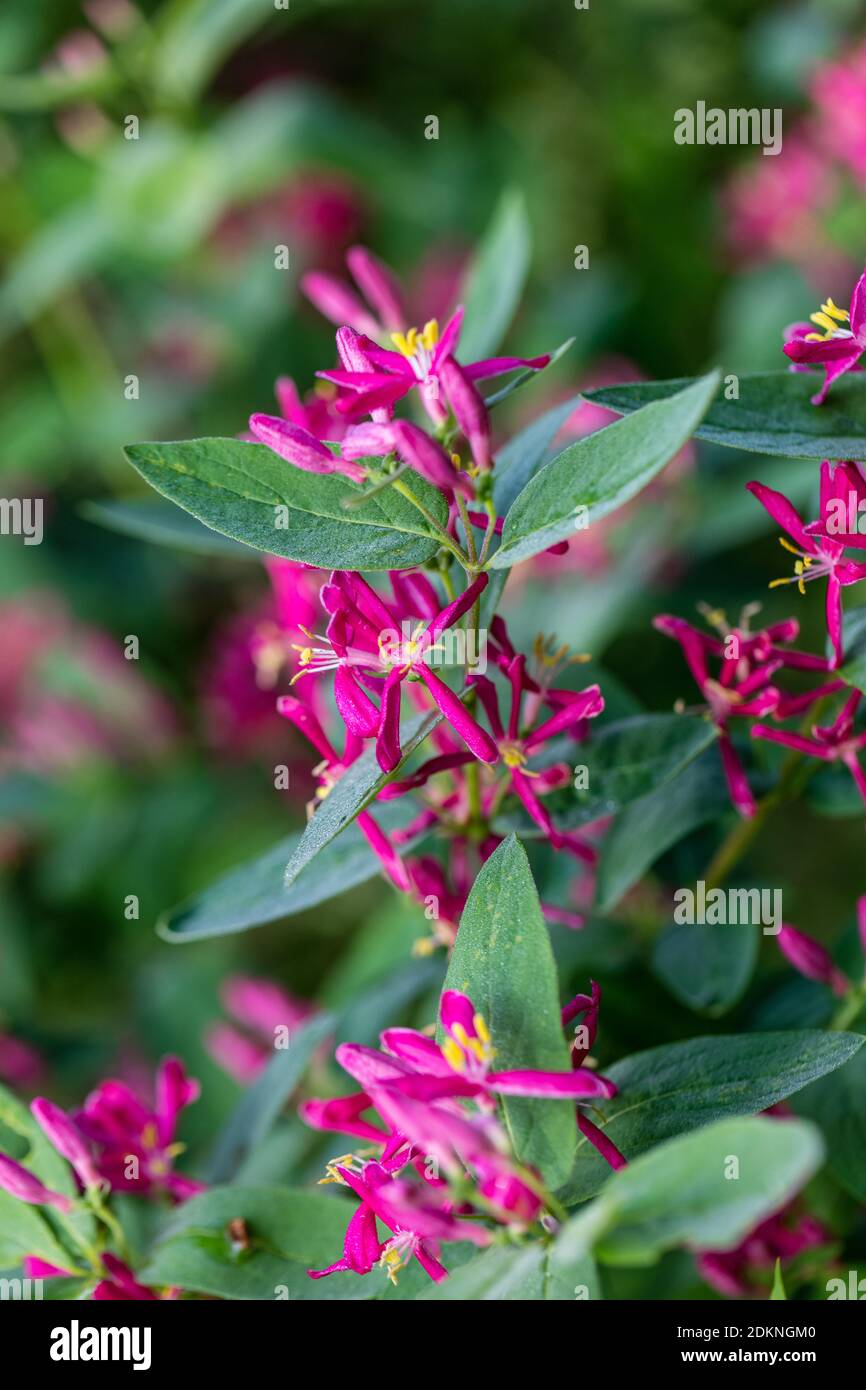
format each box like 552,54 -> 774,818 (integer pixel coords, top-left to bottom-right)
488,1068 -> 616,1099
746,481 -> 815,552
416,666 -> 499,763
300,271 -> 381,338
462,353 -> 550,381
376,668 -> 405,772
346,245 -> 404,332
334,665 -> 380,737
577,1112 -> 628,1170
380,1028 -> 453,1075
718,733 -> 757,819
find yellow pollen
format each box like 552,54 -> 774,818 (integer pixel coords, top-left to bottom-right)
141,1122 -> 157,1150
319,1153 -> 358,1185
805,298 -> 851,341
473,1012 -> 491,1044
501,743 -> 527,769
822,298 -> 849,322
442,1036 -> 466,1072
391,320 -> 438,358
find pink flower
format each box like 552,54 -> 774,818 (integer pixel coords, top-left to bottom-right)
302,245 -> 406,341
74,1057 -> 203,1200
748,469 -> 866,668
31,1098 -> 102,1190
654,610 -> 789,818
317,310 -> 548,470
0,1154 -> 72,1212
294,569 -> 498,773
782,264 -> 866,404
775,924 -> 850,997
752,688 -> 866,807
93,1253 -> 177,1301
0,1033 -> 43,1088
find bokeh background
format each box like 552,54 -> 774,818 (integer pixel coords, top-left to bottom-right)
2,0 -> 866,1297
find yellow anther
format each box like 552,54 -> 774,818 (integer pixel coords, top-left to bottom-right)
141,1122 -> 157,1150
442,1036 -> 466,1072
421,319 -> 439,350
809,310 -> 840,335
821,298 -> 849,322
319,1153 -> 358,1185
778,536 -> 804,557
450,452 -> 462,470
412,935 -> 437,958
501,744 -> 527,769
391,331 -> 412,357
473,1012 -> 491,1044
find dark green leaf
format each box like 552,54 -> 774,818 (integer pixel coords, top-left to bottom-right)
491,371 -> 720,567
595,750 -> 729,912
124,438 -> 449,570
441,837 -> 575,1188
651,923 -> 759,1016
493,394 -> 584,516
557,1031 -> 863,1205
81,499 -> 254,558
793,1044 -> 866,1203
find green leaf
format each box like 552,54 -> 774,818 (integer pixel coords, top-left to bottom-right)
651,923 -> 759,1016
81,499 -> 254,558
589,1116 -> 824,1266
793,1044 -> 866,1203
124,438 -> 449,570
492,394 -> 584,516
459,190 -> 531,362
490,370 -> 720,567
838,606 -> 866,691
441,836 -> 575,1188
416,1241 -> 600,1301
483,337 -> 575,409
595,750 -> 729,912
0,1195 -> 76,1272
771,1257 -> 787,1300
283,709 -> 441,887
557,1031 -> 863,1205
139,1185 -> 361,1300
159,806 -> 422,943
583,370 -> 866,461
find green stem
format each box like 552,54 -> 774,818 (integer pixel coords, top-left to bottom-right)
830,983 -> 866,1032
392,477 -> 468,567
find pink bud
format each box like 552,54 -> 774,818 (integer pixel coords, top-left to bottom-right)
438,357 -> 491,470
777,925 -> 849,997
31,1098 -> 101,1188
0,1153 -> 72,1211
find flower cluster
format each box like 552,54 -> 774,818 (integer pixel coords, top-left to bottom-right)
301,986 -> 619,1284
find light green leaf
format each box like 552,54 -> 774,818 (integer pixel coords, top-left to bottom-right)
557,1031 -> 863,1205
459,190 -> 531,362
491,370 -> 720,567
441,836 -> 575,1188
589,1116 -> 824,1266
492,394 -> 584,516
124,438 -> 449,570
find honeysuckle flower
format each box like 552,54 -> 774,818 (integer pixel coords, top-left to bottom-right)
316,307 -> 549,468
260,375 -> 348,443
74,1057 -> 203,1200
277,694 -> 411,892
339,417 -> 472,496
775,924 -> 850,997
804,458 -> 866,549
31,1097 -> 102,1190
360,989 -> 616,1106
752,687 -> 866,805
782,264 -> 866,404
298,569 -> 498,772
748,474 -> 866,669
302,244 -> 406,341
654,611 -> 786,818
0,1154 -> 72,1212
469,659 -> 604,863
248,414 -> 367,483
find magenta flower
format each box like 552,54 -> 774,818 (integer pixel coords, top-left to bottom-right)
302,244 -> 406,341
654,611 -> 788,817
295,569 -> 498,772
341,988 -> 615,1108
783,265 -> 866,404
748,471 -> 866,667
31,1097 -> 102,1190
0,1153 -> 72,1212
92,1254 -> 165,1302
469,657 -> 604,863
752,687 -> 866,806
247,414 -> 366,484
805,458 -> 866,550
317,308 -> 548,469
74,1056 -> 203,1200
339,417 -> 471,496
775,924 -> 850,997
